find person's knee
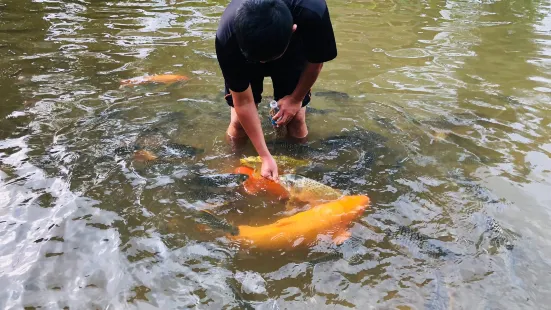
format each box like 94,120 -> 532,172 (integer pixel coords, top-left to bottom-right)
287,108 -> 308,138
227,108 -> 246,138
228,119 -> 246,138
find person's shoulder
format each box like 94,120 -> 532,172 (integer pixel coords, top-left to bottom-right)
216,0 -> 244,44
290,0 -> 328,19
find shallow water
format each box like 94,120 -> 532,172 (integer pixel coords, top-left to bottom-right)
1,0 -> 551,309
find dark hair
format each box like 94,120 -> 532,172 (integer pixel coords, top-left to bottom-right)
233,0 -> 293,62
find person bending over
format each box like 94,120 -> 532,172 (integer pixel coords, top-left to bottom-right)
215,0 -> 337,180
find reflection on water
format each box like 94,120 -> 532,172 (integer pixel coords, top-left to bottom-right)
1,0 -> 551,308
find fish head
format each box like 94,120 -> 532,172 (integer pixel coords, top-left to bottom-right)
234,166 -> 254,177
279,174 -> 304,192
335,195 -> 370,222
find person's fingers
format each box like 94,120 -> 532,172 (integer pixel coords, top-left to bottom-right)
272,169 -> 279,181
276,115 -> 289,126
273,110 -> 283,120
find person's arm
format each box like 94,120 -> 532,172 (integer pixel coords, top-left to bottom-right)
273,5 -> 337,125
291,62 -> 323,101
232,87 -> 279,180
274,62 -> 323,126
232,86 -> 270,158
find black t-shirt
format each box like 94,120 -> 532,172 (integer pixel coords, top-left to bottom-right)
215,0 -> 338,93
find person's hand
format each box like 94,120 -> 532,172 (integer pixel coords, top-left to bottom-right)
260,155 -> 279,181
273,95 -> 302,127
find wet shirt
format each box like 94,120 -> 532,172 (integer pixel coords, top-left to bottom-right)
215,0 -> 338,93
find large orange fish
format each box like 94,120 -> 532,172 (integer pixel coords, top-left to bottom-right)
234,166 -> 289,199
229,195 -> 370,251
120,74 -> 190,86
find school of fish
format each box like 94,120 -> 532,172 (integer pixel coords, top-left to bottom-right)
116,79 -> 520,308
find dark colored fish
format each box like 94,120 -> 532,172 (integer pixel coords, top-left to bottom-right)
183,190 -> 227,205
319,129 -> 388,151
374,117 -> 403,134
305,106 -> 337,115
195,210 -> 239,236
266,139 -> 323,158
161,142 -> 203,158
114,144 -> 137,156
486,217 -> 514,250
447,173 -> 501,204
156,111 -> 186,125
421,114 -> 475,130
192,173 -> 249,188
496,94 -> 522,106
306,251 -> 344,266
314,90 -> 350,99
385,226 -> 457,259
293,163 -> 333,176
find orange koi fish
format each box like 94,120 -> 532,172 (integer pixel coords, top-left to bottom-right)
133,149 -> 158,162
230,195 -> 370,251
120,74 -> 190,86
234,166 -> 289,200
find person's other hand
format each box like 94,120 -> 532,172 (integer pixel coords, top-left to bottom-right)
260,155 -> 279,181
272,95 -> 302,127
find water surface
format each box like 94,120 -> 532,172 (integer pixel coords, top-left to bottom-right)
1,0 -> 551,309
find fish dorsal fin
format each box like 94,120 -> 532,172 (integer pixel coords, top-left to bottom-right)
274,218 -> 294,228
275,221 -> 293,228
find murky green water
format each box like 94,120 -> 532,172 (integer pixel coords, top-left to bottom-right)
1,0 -> 551,309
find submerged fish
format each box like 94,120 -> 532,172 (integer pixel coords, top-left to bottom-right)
485,216 -> 514,250
306,251 -> 344,266
120,74 -> 190,86
385,226 -> 456,259
266,139 -> 323,157
314,90 -> 350,99
230,195 -> 370,251
133,149 -> 158,163
128,127 -> 203,167
239,156 -> 310,171
192,173 -> 249,188
134,127 -> 170,150
305,106 -> 337,115
279,174 -> 342,204
448,173 -> 516,251
319,129 -> 388,150
161,142 -> 203,158
196,210 -> 239,236
132,145 -> 202,168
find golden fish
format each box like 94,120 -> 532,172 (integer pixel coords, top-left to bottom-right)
279,174 -> 343,205
132,149 -> 181,167
229,195 -> 370,251
239,156 -> 309,172
430,130 -> 449,144
133,149 -> 158,162
120,74 -> 190,86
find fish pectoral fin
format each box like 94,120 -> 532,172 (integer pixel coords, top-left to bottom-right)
333,230 -> 352,246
